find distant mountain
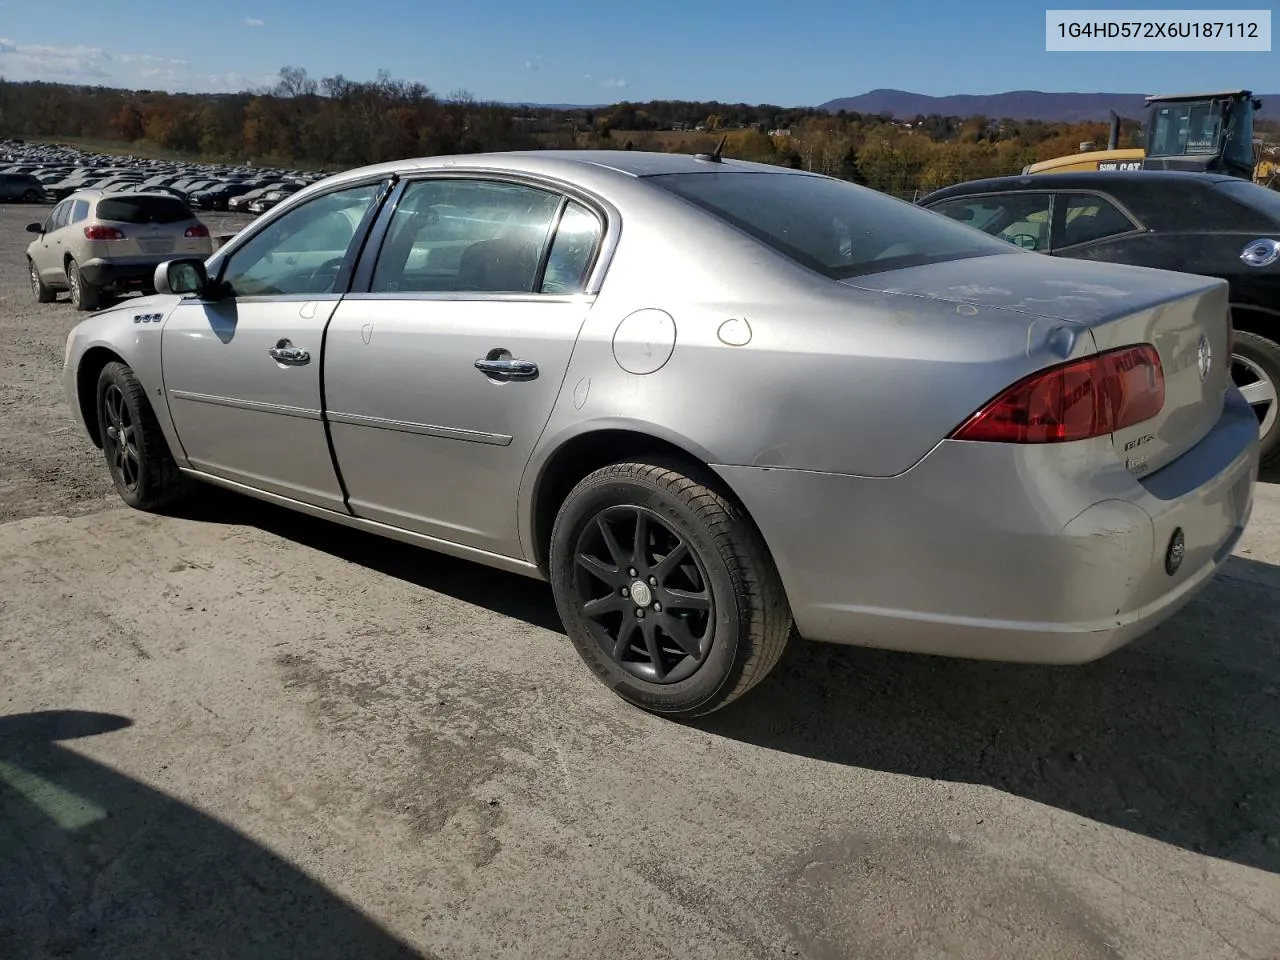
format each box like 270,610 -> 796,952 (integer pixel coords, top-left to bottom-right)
818,88 -> 1279,122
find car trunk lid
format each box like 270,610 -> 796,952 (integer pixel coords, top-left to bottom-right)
844,253 -> 1232,475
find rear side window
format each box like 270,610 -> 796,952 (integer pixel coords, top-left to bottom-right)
1056,194 -> 1138,247
541,201 -> 602,294
70,199 -> 89,223
96,196 -> 192,225
647,171 -> 1016,280
370,179 -> 561,294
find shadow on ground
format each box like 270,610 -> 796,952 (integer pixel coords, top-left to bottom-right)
0,710 -> 429,960
177,489 -> 1280,876
173,488 -> 563,632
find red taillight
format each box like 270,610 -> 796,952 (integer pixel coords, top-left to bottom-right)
185,223 -> 209,238
84,225 -> 124,240
950,345 -> 1165,443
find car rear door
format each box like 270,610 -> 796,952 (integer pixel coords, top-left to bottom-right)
322,176 -> 606,559
160,178 -> 391,510
1048,191 -> 1144,256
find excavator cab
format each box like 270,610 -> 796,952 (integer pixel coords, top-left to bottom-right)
1142,91 -> 1259,179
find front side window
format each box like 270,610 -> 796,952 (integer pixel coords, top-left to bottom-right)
218,182 -> 381,297
47,201 -> 71,233
371,179 -> 561,293
1223,100 -> 1258,170
648,171 -> 1017,280
927,193 -> 1053,251
1055,193 -> 1138,248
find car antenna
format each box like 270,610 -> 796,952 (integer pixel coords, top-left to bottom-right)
695,135 -> 728,163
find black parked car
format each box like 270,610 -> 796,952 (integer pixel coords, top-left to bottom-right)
0,172 -> 48,202
919,170 -> 1280,465
191,182 -> 256,210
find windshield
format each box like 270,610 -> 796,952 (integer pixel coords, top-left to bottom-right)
96,196 -> 193,224
1148,101 -> 1223,157
646,171 -> 1017,280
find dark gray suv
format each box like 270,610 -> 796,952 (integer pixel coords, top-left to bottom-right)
0,173 -> 48,202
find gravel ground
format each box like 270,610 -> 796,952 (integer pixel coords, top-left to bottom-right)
1,200 -> 1279,960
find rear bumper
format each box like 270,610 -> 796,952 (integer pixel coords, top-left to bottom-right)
79,248 -> 212,288
715,387 -> 1259,664
78,258 -> 166,288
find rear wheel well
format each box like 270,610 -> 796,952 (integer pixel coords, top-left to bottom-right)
531,430 -> 745,574
77,347 -> 126,447
1230,304 -> 1279,342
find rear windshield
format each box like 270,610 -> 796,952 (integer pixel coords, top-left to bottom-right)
646,171 -> 1017,280
1214,179 -> 1280,225
96,195 -> 193,224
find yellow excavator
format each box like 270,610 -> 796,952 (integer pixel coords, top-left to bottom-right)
1024,90 -> 1278,186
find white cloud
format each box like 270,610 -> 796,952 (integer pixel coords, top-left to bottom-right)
0,37 -> 272,92
524,55 -> 545,71
245,17 -> 264,26
0,38 -> 112,81
599,77 -> 627,89
118,53 -> 188,67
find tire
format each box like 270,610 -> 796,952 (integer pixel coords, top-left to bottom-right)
28,259 -> 55,303
22,189 -> 39,202
67,259 -> 100,312
1231,329 -> 1280,467
95,361 -> 188,511
549,459 -> 792,718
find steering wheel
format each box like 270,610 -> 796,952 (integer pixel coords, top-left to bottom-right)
1006,233 -> 1038,250
309,257 -> 345,288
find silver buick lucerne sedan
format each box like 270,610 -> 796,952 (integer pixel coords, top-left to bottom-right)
62,150 -> 1258,716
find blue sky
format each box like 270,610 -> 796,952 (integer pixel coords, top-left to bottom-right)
0,0 -> 1277,104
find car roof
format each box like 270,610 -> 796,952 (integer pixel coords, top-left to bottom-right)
919,169 -> 1237,202
309,149 -> 809,194
66,187 -> 189,201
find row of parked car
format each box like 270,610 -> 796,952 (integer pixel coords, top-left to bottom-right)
0,140 -> 326,213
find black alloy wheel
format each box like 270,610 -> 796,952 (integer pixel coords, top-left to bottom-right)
101,382 -> 141,495
573,505 -> 715,684
549,459 -> 792,717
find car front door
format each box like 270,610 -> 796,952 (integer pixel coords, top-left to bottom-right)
323,176 -> 606,558
161,178 -> 390,510
33,199 -> 73,283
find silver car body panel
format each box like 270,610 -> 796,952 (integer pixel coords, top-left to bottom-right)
63,150 -> 1259,663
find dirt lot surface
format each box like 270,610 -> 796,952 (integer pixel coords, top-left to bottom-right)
2,200 -> 1279,960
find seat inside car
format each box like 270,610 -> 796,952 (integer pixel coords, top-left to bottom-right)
455,236 -> 541,292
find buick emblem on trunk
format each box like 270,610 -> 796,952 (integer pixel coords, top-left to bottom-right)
1197,335 -> 1212,381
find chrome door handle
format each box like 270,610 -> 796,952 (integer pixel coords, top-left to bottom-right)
268,340 -> 310,365
475,357 -> 539,381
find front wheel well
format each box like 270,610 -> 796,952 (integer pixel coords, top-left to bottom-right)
77,347 -> 126,447
530,430 -> 750,575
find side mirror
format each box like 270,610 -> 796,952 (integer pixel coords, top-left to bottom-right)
154,258 -> 209,297
26,222 -> 43,234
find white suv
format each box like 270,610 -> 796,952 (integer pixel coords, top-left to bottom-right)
26,190 -> 214,310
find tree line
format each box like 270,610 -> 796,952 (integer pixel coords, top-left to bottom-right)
0,67 -> 1166,195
